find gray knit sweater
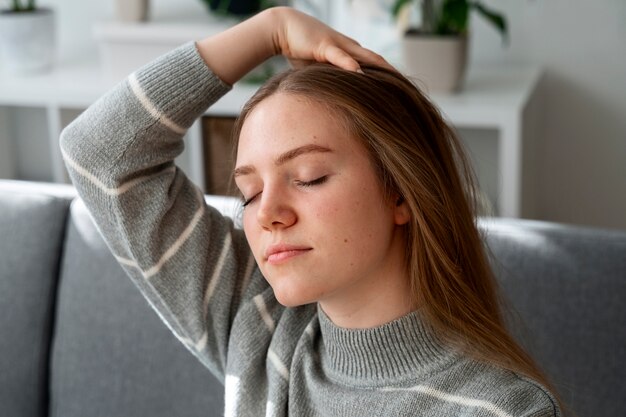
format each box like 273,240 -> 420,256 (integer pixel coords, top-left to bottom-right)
60,42 -> 561,417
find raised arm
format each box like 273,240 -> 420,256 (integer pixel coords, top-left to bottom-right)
59,7 -> 388,382
196,7 -> 390,85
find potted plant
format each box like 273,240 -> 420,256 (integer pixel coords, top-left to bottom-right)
199,0 -> 277,17
114,0 -> 149,22
0,0 -> 56,74
392,0 -> 507,93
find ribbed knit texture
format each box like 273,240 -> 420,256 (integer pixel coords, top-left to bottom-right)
59,42 -> 561,417
317,306 -> 455,386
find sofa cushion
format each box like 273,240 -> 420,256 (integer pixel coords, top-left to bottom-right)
0,180 -> 76,417
482,218 -> 626,417
50,198 -> 226,417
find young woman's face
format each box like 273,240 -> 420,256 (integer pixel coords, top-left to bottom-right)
235,93 -> 409,311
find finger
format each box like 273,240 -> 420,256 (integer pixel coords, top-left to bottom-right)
343,44 -> 396,72
322,44 -> 363,72
328,34 -> 397,72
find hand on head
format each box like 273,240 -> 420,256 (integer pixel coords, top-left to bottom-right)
196,7 -> 396,85
270,7 -> 394,73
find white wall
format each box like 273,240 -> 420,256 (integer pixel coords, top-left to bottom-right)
5,0 -> 626,230
41,0 -> 208,62
468,0 -> 626,230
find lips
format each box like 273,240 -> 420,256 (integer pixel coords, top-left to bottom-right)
264,244 -> 312,265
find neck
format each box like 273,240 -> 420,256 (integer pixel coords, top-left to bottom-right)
319,229 -> 417,329
318,264 -> 418,329
318,285 -> 416,329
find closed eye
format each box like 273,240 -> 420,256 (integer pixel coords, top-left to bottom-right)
242,176 -> 328,207
242,192 -> 259,207
295,176 -> 328,187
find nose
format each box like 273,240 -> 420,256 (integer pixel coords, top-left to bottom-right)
256,186 -> 297,230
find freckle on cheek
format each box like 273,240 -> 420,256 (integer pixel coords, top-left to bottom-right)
344,239 -> 348,243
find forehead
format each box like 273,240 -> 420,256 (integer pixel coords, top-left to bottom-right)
236,93 -> 353,163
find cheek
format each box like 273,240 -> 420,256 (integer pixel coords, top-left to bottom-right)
314,194 -> 381,248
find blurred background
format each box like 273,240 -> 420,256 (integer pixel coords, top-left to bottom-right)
1,0 -> 625,231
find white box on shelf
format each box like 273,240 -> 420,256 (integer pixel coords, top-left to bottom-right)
93,18 -> 234,81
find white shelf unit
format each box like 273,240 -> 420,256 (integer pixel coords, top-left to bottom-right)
0,55 -> 541,218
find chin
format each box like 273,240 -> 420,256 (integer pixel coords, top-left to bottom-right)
271,286 -> 316,308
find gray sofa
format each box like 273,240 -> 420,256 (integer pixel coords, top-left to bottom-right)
1,179 -> 624,417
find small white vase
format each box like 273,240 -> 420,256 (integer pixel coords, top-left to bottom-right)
0,8 -> 56,74
402,34 -> 468,93
114,0 -> 149,22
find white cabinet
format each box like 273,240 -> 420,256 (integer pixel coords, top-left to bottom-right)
0,57 -> 541,218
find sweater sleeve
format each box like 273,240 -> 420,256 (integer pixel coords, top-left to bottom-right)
59,42 -> 263,382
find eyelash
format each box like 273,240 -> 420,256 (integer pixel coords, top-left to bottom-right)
241,176 -> 329,207
242,195 -> 257,208
295,175 -> 328,188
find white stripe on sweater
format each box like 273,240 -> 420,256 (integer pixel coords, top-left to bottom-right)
203,232 -> 232,315
239,251 -> 256,295
224,375 -> 241,417
187,252 -> 258,355
114,187 -> 206,278
265,401 -> 277,417
268,349 -> 290,381
128,73 -> 186,135
253,294 -> 275,333
194,332 -> 208,352
60,147 -> 176,197
304,321 -> 315,338
380,385 -> 513,417
143,187 -> 206,278
115,254 -> 139,268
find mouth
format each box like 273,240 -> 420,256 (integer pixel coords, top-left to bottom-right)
264,244 -> 312,265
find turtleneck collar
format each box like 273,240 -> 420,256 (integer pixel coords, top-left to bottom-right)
317,304 -> 460,387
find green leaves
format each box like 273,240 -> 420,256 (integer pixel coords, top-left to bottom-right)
438,0 -> 470,35
392,0 -> 414,19
9,0 -> 36,12
198,0 -> 276,18
391,0 -> 508,43
471,2 -> 508,43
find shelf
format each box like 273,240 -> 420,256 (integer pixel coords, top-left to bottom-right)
0,54 -> 260,114
0,54 -> 541,218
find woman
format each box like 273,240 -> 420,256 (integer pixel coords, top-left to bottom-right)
60,6 -> 562,416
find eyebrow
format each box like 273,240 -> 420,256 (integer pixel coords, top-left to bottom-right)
233,144 -> 332,178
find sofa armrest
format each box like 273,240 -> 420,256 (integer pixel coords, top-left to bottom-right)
0,180 -> 76,417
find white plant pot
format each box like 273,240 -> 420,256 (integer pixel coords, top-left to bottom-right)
0,8 -> 56,74
114,0 -> 149,22
402,34 -> 468,93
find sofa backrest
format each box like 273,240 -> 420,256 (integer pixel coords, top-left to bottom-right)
49,195 -> 626,417
49,198 -> 227,417
1,180 -> 624,417
0,181 -> 76,417
481,218 -> 626,417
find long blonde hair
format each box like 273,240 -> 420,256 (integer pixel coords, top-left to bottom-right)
232,63 -> 561,405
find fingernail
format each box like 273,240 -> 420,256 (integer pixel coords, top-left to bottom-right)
356,68 -> 364,74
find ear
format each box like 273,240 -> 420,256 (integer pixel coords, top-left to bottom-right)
393,195 -> 410,226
